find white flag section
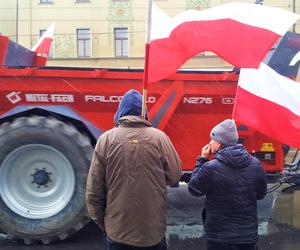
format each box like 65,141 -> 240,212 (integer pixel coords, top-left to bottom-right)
289,51 -> 300,66
233,63 -> 300,148
147,3 -> 298,83
151,3 -> 297,40
32,23 -> 55,55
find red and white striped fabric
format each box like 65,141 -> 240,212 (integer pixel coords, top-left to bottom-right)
233,63 -> 300,148
32,23 -> 55,55
148,3 -> 298,83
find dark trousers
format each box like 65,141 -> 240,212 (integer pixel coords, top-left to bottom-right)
207,241 -> 257,250
105,237 -> 167,250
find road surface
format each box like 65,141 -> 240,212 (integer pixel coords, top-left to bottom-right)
1,184 -> 300,250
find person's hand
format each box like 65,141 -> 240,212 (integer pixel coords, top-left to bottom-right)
201,144 -> 211,158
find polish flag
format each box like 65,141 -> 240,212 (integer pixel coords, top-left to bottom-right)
32,23 -> 55,55
233,63 -> 300,148
148,3 -> 298,83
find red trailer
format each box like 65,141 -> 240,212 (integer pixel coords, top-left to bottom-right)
0,35 -> 287,244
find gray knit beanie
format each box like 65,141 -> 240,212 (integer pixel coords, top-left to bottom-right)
210,119 -> 238,145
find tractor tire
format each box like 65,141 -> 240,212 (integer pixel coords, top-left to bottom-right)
0,116 -> 94,244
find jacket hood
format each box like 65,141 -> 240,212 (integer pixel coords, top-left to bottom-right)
114,89 -> 148,123
214,144 -> 251,169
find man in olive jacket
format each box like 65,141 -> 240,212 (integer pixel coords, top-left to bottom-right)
188,119 -> 267,250
86,89 -> 182,250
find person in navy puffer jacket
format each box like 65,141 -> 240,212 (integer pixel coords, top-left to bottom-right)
188,119 -> 267,250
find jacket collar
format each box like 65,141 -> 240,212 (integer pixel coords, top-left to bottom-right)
118,115 -> 152,127
215,144 -> 251,169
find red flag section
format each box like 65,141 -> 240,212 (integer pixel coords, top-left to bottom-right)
233,63 -> 300,148
148,3 -> 298,84
34,38 -> 53,55
32,23 -> 55,56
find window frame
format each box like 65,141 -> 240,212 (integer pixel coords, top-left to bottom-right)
40,0 -> 54,4
114,28 -> 129,58
74,0 -> 91,3
76,28 -> 91,58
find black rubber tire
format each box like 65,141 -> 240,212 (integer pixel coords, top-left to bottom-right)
0,116 -> 93,244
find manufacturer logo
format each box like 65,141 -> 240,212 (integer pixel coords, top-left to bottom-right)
6,92 -> 22,104
25,94 -> 74,103
85,95 -> 156,104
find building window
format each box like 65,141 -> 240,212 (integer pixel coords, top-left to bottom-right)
114,28 -> 128,57
39,30 -> 54,58
40,0 -> 54,4
77,29 -> 91,57
75,0 -> 90,3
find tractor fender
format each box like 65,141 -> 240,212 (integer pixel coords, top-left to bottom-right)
0,105 -> 103,140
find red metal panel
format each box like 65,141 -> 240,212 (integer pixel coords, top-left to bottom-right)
0,67 -> 239,81
0,69 -> 283,173
149,80 -> 184,130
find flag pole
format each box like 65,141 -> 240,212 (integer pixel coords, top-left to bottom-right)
232,70 -> 241,120
142,0 -> 153,119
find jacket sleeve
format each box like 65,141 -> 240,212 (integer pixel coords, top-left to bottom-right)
188,156 -> 211,196
161,135 -> 182,187
256,162 -> 267,200
85,140 -> 107,231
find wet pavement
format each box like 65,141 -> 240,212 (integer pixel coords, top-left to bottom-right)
1,184 -> 300,250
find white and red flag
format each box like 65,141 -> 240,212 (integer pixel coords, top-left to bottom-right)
142,0 -> 299,147
32,22 -> 55,56
147,3 -> 298,83
233,63 -> 300,148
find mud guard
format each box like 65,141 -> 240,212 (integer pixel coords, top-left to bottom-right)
0,105 -> 103,140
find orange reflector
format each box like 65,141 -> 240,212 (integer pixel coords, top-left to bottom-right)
260,143 -> 275,152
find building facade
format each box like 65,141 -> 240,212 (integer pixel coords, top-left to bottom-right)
0,0 -> 299,69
